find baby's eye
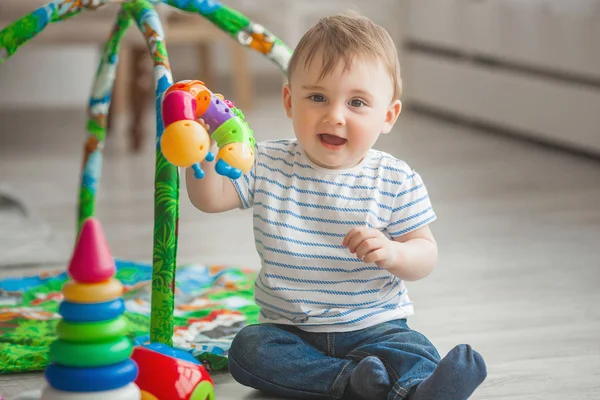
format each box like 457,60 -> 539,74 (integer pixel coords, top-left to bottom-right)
309,94 -> 326,103
349,99 -> 366,108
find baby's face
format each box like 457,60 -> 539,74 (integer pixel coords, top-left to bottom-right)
283,54 -> 401,170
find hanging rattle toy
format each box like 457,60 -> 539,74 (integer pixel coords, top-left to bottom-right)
160,80 -> 256,180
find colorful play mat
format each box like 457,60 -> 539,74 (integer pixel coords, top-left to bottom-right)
0,261 -> 259,374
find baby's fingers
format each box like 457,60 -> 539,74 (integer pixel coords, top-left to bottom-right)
347,228 -> 380,253
355,238 -> 383,260
342,227 -> 361,248
363,249 -> 385,264
197,117 -> 211,131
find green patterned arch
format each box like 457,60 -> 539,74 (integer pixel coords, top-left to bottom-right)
0,0 -> 293,346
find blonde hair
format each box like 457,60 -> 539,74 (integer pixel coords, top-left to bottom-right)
287,12 -> 402,100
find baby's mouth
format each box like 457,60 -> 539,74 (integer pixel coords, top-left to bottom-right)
319,134 -> 347,148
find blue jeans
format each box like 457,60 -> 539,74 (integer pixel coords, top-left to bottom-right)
228,319 -> 440,400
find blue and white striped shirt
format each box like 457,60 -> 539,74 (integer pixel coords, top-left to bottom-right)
233,139 -> 436,332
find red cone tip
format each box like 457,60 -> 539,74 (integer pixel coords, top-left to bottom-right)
68,218 -> 116,283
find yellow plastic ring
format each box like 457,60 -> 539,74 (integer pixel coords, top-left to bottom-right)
62,278 -> 123,303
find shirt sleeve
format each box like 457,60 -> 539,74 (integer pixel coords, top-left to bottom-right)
386,170 -> 437,238
231,143 -> 258,209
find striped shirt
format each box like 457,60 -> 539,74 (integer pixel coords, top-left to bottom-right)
233,139 -> 436,332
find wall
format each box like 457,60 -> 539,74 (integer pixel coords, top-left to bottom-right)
0,0 -> 399,109
0,0 -> 400,109
399,0 -> 600,155
0,46 -> 100,109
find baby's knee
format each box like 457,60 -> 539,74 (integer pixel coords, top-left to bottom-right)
229,324 -> 296,383
230,324 -> 289,361
230,324 -> 263,359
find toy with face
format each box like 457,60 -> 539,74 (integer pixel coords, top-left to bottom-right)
160,80 -> 255,180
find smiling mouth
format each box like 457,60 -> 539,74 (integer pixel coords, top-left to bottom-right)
319,134 -> 347,149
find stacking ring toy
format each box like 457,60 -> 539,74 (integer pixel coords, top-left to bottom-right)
58,298 -> 125,322
50,337 -> 133,367
45,359 -> 138,392
62,278 -> 123,303
40,382 -> 141,400
56,316 -> 128,342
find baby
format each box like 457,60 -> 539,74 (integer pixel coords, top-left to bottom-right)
186,12 -> 487,400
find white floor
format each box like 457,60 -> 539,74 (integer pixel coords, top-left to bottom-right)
0,93 -> 599,399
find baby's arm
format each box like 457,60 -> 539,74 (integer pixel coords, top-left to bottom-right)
344,160 -> 439,280
388,225 -> 438,281
185,141 -> 242,213
343,225 -> 437,281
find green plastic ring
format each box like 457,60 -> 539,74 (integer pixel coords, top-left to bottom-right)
56,316 -> 128,342
50,336 -> 133,367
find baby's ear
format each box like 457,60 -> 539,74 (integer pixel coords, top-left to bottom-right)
282,84 -> 293,119
382,100 -> 402,134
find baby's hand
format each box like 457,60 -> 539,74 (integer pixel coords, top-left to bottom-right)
197,117 -> 211,132
197,118 -> 217,147
342,227 -> 397,269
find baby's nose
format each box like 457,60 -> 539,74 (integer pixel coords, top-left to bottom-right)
324,105 -> 346,126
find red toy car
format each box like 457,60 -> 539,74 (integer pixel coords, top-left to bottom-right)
131,343 -> 214,400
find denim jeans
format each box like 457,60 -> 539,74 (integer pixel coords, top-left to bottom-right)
228,319 -> 441,400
